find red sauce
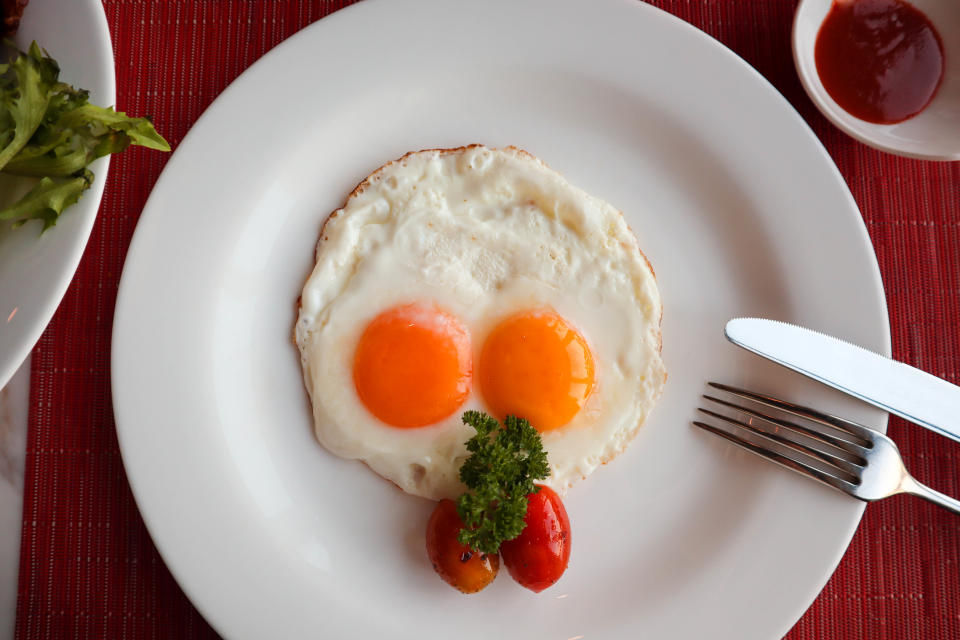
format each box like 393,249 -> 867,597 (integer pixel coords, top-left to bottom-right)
814,0 -> 944,124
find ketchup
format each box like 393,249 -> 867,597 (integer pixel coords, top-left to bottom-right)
814,0 -> 944,124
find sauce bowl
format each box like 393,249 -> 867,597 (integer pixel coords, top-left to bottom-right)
793,0 -> 960,160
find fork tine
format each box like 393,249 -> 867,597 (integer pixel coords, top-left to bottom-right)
693,412 -> 860,495
697,406 -> 863,482
702,395 -> 868,467
707,382 -> 874,447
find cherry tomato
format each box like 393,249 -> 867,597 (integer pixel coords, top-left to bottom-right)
425,499 -> 499,593
500,485 -> 570,592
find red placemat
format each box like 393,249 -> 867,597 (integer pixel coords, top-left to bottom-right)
14,1 -> 960,638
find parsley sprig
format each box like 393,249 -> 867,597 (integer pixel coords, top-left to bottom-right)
455,411 -> 550,555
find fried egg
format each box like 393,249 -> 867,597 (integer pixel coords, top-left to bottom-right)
295,146 -> 665,500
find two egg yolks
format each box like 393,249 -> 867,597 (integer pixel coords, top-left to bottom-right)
352,304 -> 595,431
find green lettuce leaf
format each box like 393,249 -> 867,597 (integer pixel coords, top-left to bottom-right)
0,42 -> 58,171
0,42 -> 170,231
4,104 -> 169,178
0,170 -> 92,230
61,103 -> 170,151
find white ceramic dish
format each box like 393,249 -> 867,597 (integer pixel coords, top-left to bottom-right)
0,0 -> 115,388
111,1 -> 890,638
793,0 -> 960,160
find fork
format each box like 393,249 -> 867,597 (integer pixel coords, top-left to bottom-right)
693,382 -> 960,515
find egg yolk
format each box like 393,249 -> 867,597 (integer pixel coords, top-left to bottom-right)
353,304 -> 472,428
479,310 -> 594,431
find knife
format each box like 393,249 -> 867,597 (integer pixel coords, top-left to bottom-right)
724,318 -> 960,445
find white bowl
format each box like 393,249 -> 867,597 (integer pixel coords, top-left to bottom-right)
793,0 -> 960,160
0,0 -> 115,389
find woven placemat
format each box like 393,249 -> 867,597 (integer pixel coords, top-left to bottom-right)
15,1 -> 959,637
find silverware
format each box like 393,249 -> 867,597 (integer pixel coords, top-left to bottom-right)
694,382 -> 960,515
724,318 -> 960,445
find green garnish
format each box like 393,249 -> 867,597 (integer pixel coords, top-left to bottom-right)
455,411 -> 550,555
0,42 -> 170,230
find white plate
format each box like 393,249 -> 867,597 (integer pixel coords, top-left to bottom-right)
0,0 -> 115,388
111,1 -> 890,638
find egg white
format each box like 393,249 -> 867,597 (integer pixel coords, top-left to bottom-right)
295,146 -> 665,500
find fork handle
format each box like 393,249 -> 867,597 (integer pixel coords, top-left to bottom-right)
900,476 -> 960,516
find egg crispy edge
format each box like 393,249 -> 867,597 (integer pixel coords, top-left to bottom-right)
292,144 -> 664,348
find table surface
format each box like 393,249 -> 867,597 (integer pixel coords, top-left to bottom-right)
7,1 -> 960,639
0,361 -> 28,640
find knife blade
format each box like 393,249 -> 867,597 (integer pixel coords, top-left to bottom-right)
724,317 -> 960,445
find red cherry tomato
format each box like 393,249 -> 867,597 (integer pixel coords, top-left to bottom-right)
425,499 -> 499,593
500,485 -> 571,592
